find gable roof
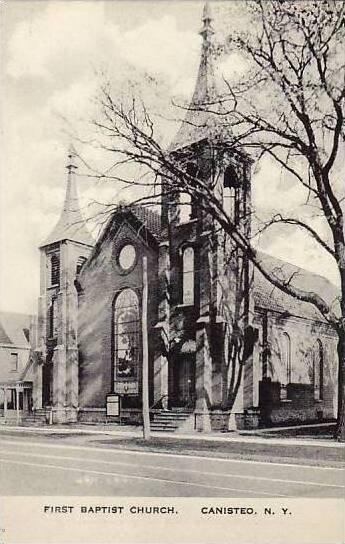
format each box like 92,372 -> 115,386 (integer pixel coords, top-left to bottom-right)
253,252 -> 340,322
0,311 -> 33,348
130,205 -> 161,240
83,204 -> 161,269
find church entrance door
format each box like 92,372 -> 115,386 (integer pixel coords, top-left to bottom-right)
171,356 -> 196,408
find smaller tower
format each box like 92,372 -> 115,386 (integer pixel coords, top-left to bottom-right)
37,146 -> 94,423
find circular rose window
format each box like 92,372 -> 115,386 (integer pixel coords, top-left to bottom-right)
118,244 -> 136,271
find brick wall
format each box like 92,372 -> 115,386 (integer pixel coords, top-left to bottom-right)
78,219 -> 158,410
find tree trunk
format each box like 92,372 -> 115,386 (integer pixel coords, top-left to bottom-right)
335,325 -> 345,441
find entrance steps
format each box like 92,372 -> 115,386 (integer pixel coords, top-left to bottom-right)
150,409 -> 194,433
22,409 -> 49,425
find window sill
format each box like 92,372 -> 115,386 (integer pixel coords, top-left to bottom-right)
176,303 -> 194,309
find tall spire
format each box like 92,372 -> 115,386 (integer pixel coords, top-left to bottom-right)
200,0 -> 214,53
169,1 -> 222,151
40,146 -> 94,248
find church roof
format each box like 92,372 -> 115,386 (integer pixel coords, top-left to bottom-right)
169,1 -> 230,152
84,197 -> 338,324
41,147 -> 94,248
0,311 -> 33,348
85,203 -> 161,267
129,205 -> 162,240
254,252 -> 340,323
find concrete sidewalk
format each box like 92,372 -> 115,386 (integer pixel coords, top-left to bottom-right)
0,422 -> 344,449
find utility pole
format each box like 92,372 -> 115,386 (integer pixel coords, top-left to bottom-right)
142,255 -> 151,440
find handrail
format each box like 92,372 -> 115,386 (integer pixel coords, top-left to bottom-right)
150,394 -> 168,410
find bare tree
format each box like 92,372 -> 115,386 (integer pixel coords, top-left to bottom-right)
81,0 -> 344,439
220,0 -> 345,439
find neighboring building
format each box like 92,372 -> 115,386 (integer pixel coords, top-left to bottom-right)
31,3 -> 338,430
0,311 -> 37,422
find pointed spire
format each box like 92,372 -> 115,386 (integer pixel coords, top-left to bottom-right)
200,1 -> 214,46
66,143 -> 78,176
40,146 -> 94,248
169,1 -> 222,151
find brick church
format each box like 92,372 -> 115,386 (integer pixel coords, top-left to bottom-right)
28,3 -> 338,432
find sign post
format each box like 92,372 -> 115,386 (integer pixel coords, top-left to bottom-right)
142,255 -> 151,440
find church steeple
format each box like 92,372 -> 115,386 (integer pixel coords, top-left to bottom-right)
169,1 -> 222,151
41,146 -> 94,248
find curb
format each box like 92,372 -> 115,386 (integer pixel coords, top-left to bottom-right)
0,424 -> 344,449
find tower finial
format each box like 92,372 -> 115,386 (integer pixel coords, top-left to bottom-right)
66,144 -> 78,175
202,0 -> 212,23
200,0 -> 214,43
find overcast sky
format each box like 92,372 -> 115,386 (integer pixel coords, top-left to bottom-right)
0,0 -> 340,315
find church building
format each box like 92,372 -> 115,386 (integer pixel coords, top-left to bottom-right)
30,3 -> 338,432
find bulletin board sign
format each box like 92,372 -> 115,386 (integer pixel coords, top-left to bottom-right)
114,381 -> 139,395
106,394 -> 120,416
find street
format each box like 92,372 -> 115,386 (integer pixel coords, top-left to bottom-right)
0,433 -> 344,497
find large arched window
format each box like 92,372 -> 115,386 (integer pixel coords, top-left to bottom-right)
223,165 -> 240,222
280,332 -> 291,400
51,254 -> 60,286
182,247 -> 194,305
113,289 -> 140,382
313,339 -> 324,400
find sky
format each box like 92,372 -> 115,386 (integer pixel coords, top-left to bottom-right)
0,0 -> 341,315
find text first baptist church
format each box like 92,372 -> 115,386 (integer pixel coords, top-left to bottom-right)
19,4 -> 339,431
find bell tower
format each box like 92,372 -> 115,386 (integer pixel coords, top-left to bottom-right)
157,1 -> 254,430
36,146 -> 94,423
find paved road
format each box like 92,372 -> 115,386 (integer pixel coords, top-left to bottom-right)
0,435 -> 344,497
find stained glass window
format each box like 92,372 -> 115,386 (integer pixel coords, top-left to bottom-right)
114,289 -> 140,381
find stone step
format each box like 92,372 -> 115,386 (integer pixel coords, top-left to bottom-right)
22,413 -> 48,424
153,414 -> 190,421
150,424 -> 179,431
151,409 -> 194,433
153,410 -> 191,415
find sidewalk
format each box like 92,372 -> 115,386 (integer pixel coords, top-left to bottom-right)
0,421 -> 344,449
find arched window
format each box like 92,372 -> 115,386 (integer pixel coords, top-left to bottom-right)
114,289 -> 140,383
313,340 -> 324,400
179,192 -> 192,223
280,332 -> 291,400
178,163 -> 198,223
182,247 -> 194,305
223,165 -> 240,222
51,254 -> 60,286
76,256 -> 87,275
